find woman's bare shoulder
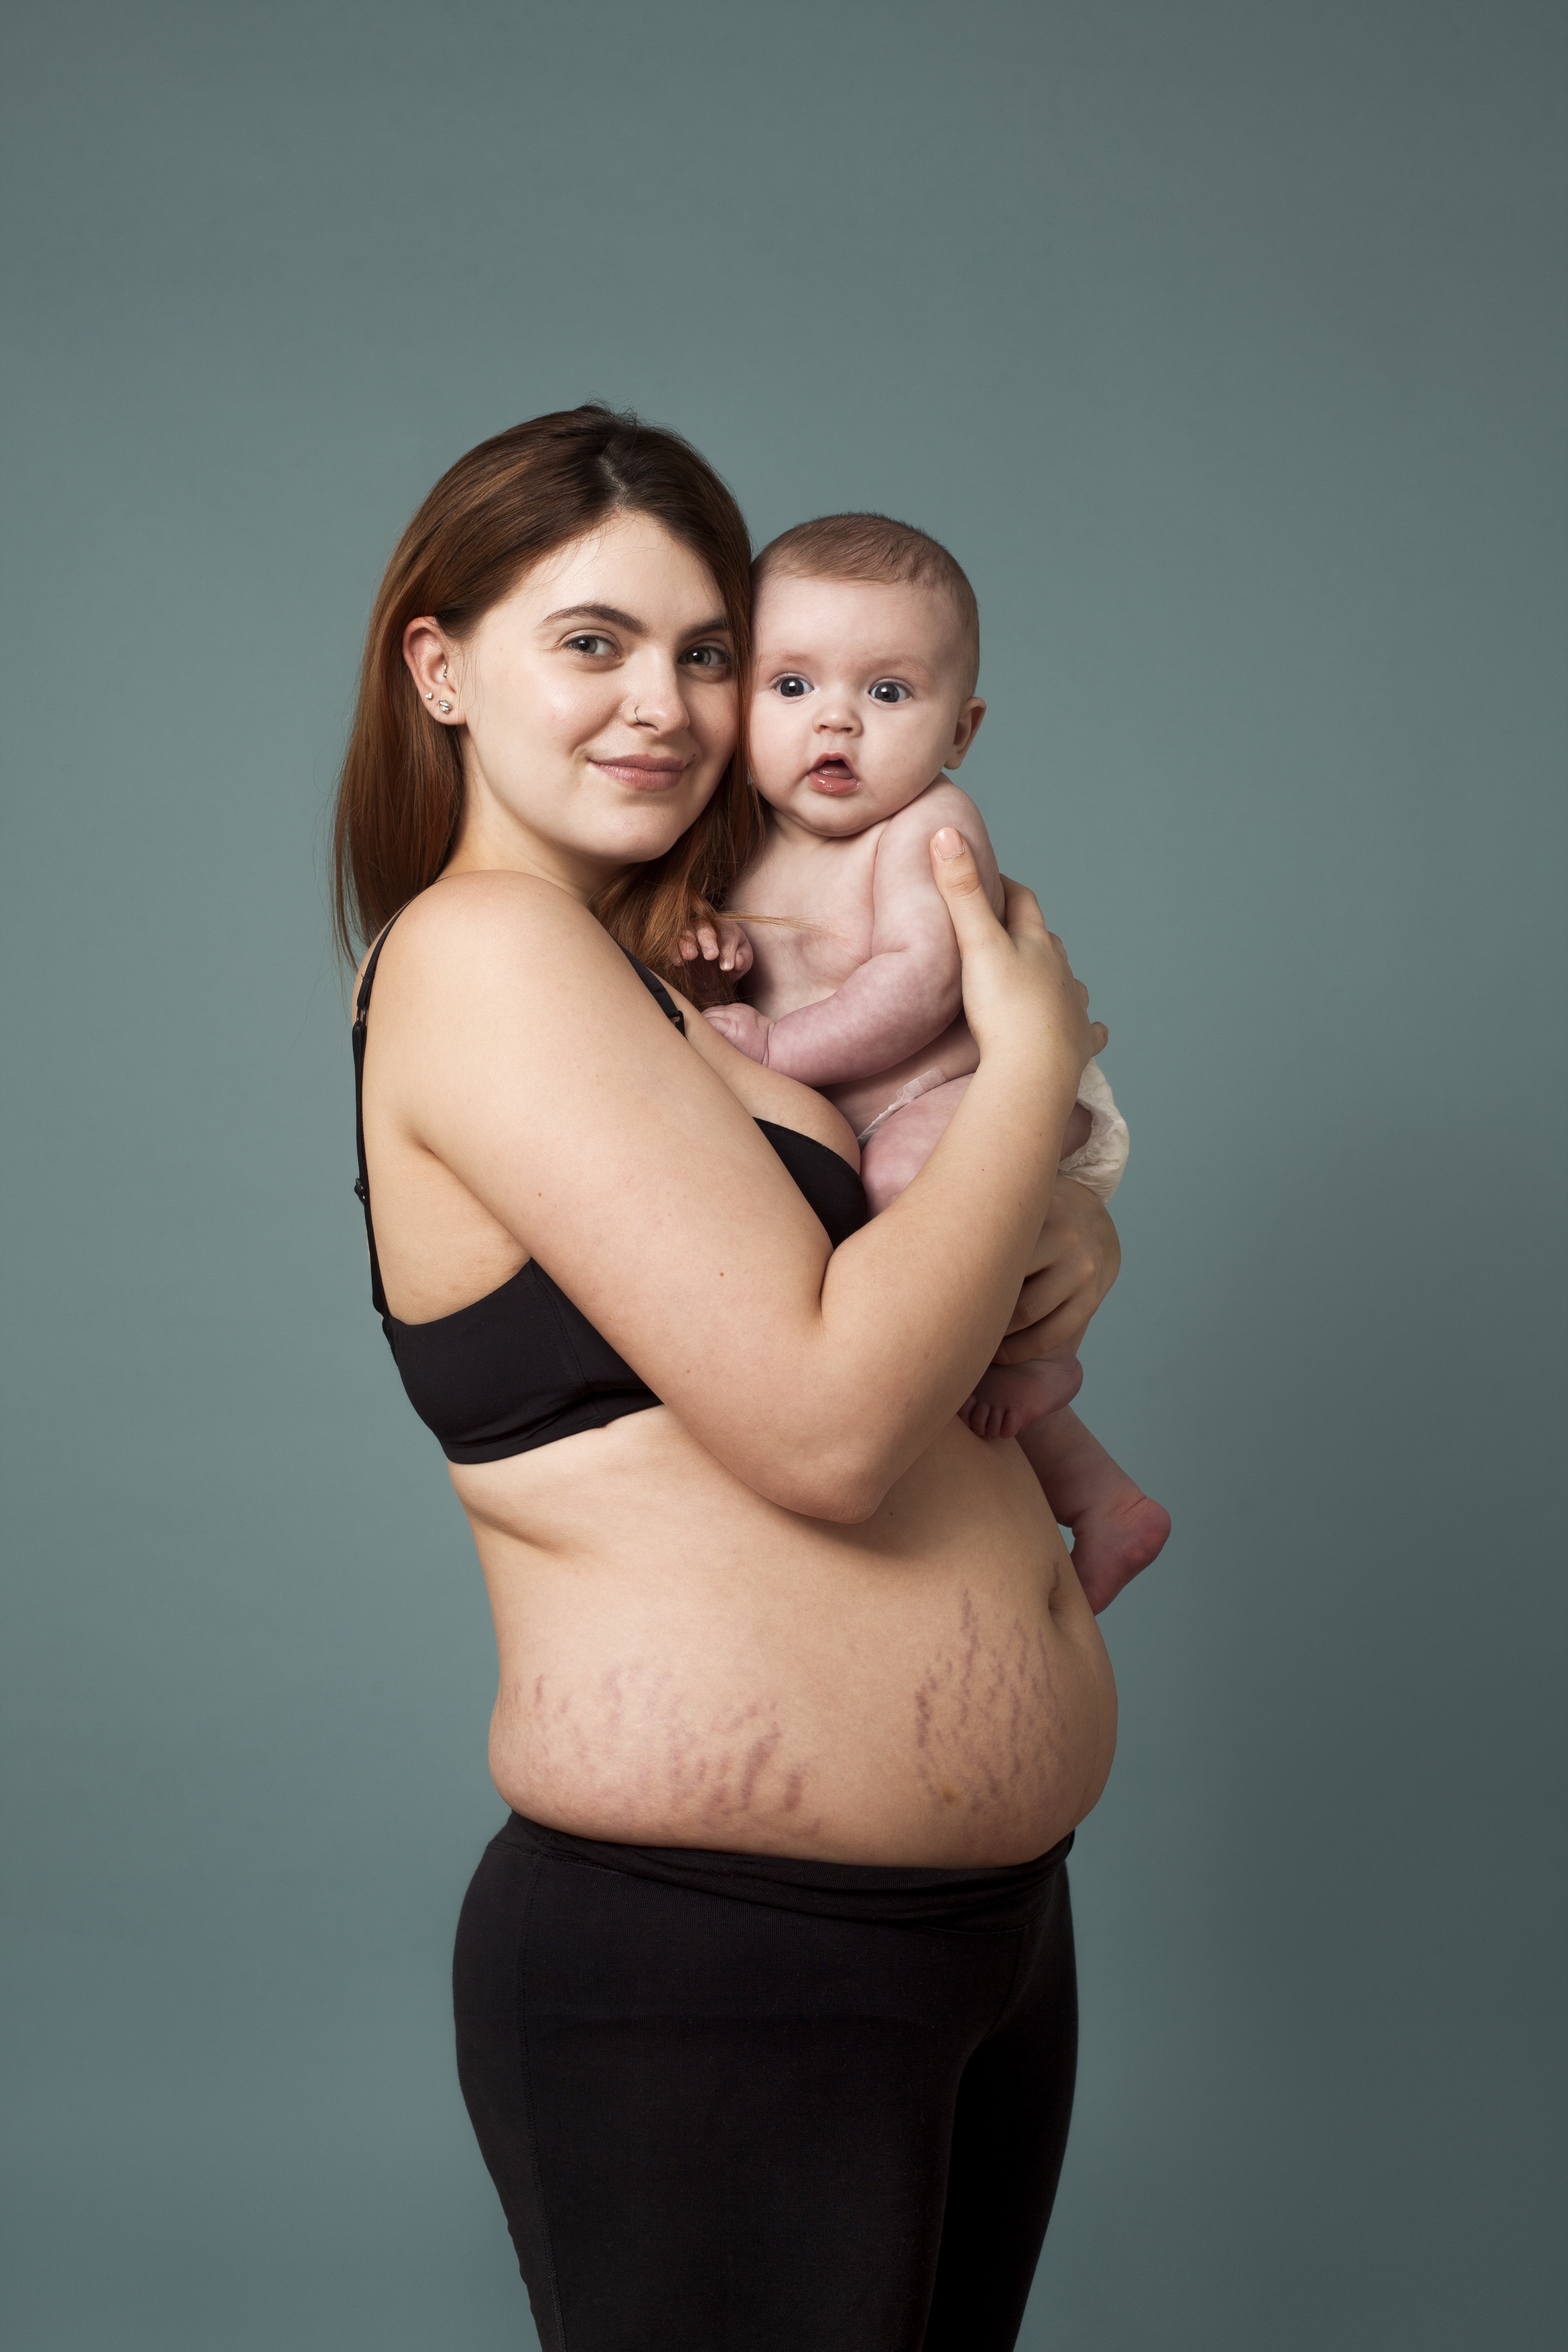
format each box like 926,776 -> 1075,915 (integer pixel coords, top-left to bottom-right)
358,870 -> 640,1026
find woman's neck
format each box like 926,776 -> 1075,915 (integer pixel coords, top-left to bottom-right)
444,799 -> 616,908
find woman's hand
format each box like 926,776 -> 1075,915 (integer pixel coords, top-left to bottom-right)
927,830 -> 1106,1077
993,1179 -> 1121,1364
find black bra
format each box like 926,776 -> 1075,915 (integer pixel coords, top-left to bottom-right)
352,916 -> 868,1463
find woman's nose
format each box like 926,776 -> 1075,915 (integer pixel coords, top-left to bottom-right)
625,658 -> 689,731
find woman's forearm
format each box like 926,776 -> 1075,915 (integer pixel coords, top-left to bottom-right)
663,846 -> 1108,1519
743,1037 -> 1086,1517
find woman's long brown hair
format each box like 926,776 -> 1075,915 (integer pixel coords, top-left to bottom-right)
331,405 -> 761,998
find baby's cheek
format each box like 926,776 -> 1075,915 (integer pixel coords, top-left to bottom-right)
747,699 -> 797,796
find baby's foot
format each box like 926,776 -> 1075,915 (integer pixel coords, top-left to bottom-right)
1065,1485 -> 1172,1615
1016,1407 -> 1170,1613
962,1351 -> 1083,1442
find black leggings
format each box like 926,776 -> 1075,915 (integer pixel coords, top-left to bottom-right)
453,1812 -> 1078,2352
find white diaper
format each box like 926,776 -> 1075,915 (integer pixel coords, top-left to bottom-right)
1059,1058 -> 1129,1203
854,1067 -> 951,1146
855,1057 -> 1129,1202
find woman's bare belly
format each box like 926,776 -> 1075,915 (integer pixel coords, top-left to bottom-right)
452,1407 -> 1117,1869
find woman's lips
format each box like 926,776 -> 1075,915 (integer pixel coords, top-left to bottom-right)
591,756 -> 688,792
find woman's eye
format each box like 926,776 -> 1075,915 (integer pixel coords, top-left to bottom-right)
682,643 -> 732,671
774,675 -> 812,700
565,634 -> 617,658
868,680 -> 912,705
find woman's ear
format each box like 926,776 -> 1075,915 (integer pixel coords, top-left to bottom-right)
944,697 -> 987,770
403,616 -> 462,722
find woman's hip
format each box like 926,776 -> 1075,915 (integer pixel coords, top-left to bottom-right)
452,1812 -> 1078,2352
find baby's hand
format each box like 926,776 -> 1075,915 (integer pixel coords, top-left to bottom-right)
678,915 -> 753,977
702,1002 -> 774,1063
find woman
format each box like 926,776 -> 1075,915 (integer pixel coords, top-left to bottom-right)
335,407 -> 1122,2352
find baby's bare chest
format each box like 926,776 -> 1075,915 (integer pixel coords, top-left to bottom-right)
732,834 -> 882,998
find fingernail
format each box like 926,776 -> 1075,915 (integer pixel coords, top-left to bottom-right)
933,827 -> 963,861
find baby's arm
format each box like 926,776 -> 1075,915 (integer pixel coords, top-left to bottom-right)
709,784 -> 1003,1085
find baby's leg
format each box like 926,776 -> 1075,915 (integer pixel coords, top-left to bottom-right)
856,1077 -> 972,1215
961,1351 -> 1084,1442
1016,1408 -> 1171,1615
860,1081 -> 1091,1221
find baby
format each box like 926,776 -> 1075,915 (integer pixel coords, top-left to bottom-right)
690,514 -> 1170,1611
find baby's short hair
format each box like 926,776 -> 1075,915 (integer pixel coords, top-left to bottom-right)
753,512 -> 980,695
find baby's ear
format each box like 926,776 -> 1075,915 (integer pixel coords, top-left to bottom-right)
945,696 -> 987,769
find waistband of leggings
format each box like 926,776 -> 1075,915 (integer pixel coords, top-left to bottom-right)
494,1810 -> 1072,1932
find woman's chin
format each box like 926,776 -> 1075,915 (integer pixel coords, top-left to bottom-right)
593,793 -> 712,864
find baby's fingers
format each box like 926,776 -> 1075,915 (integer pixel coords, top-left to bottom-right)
678,922 -> 722,964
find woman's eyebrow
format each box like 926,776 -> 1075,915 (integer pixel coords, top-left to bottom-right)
541,601 -> 731,638
541,601 -> 645,631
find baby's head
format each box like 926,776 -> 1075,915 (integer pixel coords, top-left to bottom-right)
748,514 -> 984,836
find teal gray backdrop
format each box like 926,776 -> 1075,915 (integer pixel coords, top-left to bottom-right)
3,3 -> 1563,2346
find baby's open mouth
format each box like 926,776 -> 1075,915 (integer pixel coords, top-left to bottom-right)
808,757 -> 858,795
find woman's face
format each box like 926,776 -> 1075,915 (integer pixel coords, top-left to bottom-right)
408,511 -> 740,896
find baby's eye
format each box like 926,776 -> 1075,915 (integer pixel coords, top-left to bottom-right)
868,680 -> 912,705
681,642 -> 732,671
565,633 -> 617,658
772,673 -> 812,700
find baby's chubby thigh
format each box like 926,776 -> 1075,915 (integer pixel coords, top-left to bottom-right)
858,1078 -> 973,1216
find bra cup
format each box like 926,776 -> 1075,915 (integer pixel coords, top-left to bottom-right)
386,1124 -> 868,1463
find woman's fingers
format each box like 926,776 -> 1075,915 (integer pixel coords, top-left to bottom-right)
997,873 -> 1051,944
928,828 -> 999,927
936,836 -> 1104,1077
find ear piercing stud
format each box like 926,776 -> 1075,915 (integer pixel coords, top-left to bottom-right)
437,699 -> 454,713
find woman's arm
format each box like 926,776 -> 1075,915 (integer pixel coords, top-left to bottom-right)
368,830 -> 1104,1522
997,1179 -> 1121,1364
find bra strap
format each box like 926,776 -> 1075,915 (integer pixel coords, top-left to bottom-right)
351,910 -> 405,1331
352,923 -> 679,1333
621,948 -> 686,1034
